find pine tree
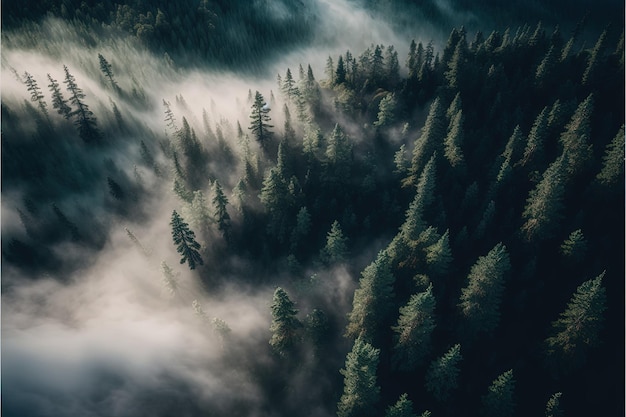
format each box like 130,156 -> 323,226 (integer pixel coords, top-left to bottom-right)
413,153 -> 437,215
346,250 -> 395,343
425,229 -> 453,276
260,167 -> 291,242
374,93 -> 397,127
170,210 -> 203,269
183,190 -> 213,231
63,65 -> 101,143
559,94 -> 593,178
282,68 -> 298,102
337,337 -> 381,417
545,272 -> 607,373
335,55 -> 347,85
24,72 -> 48,118
385,393 -> 416,417
519,106 -> 549,169
325,56 -> 335,85
160,261 -> 180,296
596,124 -> 625,187
582,29 -> 607,86
560,229 -> 587,259
320,220 -> 348,264
481,370 -> 516,417
444,109 -> 466,169
98,53 -> 118,90
269,287 -> 301,355
125,227 -> 151,257
406,39 -> 419,78
52,203 -> 81,241
392,283 -> 436,371
545,392 -> 563,417
290,206 -> 311,252
425,344 -> 462,401
249,91 -> 273,149
521,156 -> 566,241
535,45 -> 557,86
212,180 -> 231,242
47,73 -> 71,119
458,243 -> 511,337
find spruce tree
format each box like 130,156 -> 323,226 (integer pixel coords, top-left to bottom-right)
24,72 -> 48,118
481,369 -> 516,417
444,109 -> 466,169
63,65 -> 101,143
425,344 -> 462,401
98,53 -> 118,90
385,393 -> 416,417
545,392 -> 563,417
392,283 -> 436,371
170,210 -> 203,269
320,220 -> 348,264
519,106 -> 549,169
425,229 -> 453,276
160,261 -> 180,296
545,272 -> 607,373
596,124 -> 625,187
374,93 -> 397,127
560,229 -> 587,259
337,337 -> 381,417
47,73 -> 71,119
559,94 -> 593,178
269,287 -> 301,355
249,91 -> 273,149
346,250 -> 395,343
458,243 -> 511,337
212,180 -> 231,242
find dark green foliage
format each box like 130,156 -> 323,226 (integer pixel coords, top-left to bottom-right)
560,229 -> 587,259
545,272 -> 607,373
63,65 -> 101,143
545,392 -> 563,417
170,210 -> 203,270
481,369 -> 516,417
444,109 -> 465,169
47,73 -> 71,119
458,243 -> 511,337
212,180 -> 231,242
320,220 -> 348,264
425,344 -> 462,401
385,393 -> 416,417
305,308 -> 329,351
392,283 -> 436,371
559,94 -> 593,178
24,72 -> 48,117
596,124 -> 625,187
249,91 -> 273,149
337,337 -> 381,417
98,53 -> 118,90
269,287 -> 301,355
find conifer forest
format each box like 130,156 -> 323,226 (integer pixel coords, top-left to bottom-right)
2,1 -> 624,416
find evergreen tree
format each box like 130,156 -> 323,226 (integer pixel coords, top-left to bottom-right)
385,393 -> 416,417
24,72 -> 48,118
559,94 -> 593,178
47,73 -> 71,119
519,106 -> 549,169
545,272 -> 607,373
413,153 -> 437,215
521,156 -> 566,241
406,39 -> 419,78
325,56 -> 335,85
160,261 -> 180,296
582,29 -> 607,86
212,180 -> 231,242
107,177 -> 124,200
304,308 -> 329,351
335,55 -> 347,85
458,243 -> 511,337
337,337 -> 381,417
560,229 -> 587,259
183,190 -> 213,231
535,45 -> 557,86
545,392 -> 563,417
98,53 -> 118,90
374,93 -> 397,127
63,65 -> 101,143
170,210 -> 203,269
290,206 -> 311,252
444,109 -> 466,169
125,227 -> 151,257
320,220 -> 348,264
281,68 -> 298,102
260,167 -> 291,242
425,344 -> 462,401
52,203 -> 80,241
385,45 -> 401,88
481,370 -> 516,417
269,287 -> 301,355
249,91 -> 273,149
392,283 -> 436,371
425,229 -> 453,276
346,250 -> 395,342
596,124 -> 625,187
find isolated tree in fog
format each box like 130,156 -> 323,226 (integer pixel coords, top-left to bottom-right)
170,210 -> 203,269
337,337 -> 381,417
249,91 -> 273,149
63,65 -> 101,143
269,287 -> 301,355
481,370 -> 516,417
23,72 -> 48,118
458,243 -> 511,337
392,283 -> 436,371
545,272 -> 607,373
425,344 -> 462,401
98,53 -> 118,90
47,73 -> 71,119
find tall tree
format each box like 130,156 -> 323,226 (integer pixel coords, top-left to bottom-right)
212,180 -> 231,242
425,344 -> 463,401
392,283 -> 436,371
582,29 -> 607,86
545,272 -> 607,373
560,229 -> 587,259
23,72 -> 48,118
269,287 -> 301,356
519,106 -> 549,169
374,93 -> 397,128
545,392 -> 564,417
320,220 -> 348,264
98,53 -> 118,90
385,393 -> 417,417
481,369 -> 516,417
596,124 -> 625,187
458,243 -> 511,338
559,94 -> 593,178
47,73 -> 71,119
346,250 -> 395,343
63,65 -> 101,143
444,109 -> 466,169
337,337 -> 381,417
170,210 -> 203,269
249,91 -> 273,149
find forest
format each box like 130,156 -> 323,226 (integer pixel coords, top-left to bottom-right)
1,1 -> 624,416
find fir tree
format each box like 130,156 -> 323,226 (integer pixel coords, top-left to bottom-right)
346,250 -> 395,343
212,180 -> 231,242
24,72 -> 48,118
425,229 -> 453,276
392,283 -> 436,371
170,210 -> 203,270
249,91 -> 273,149
519,106 -> 549,169
582,29 -> 607,86
385,393 -> 416,417
458,243 -> 511,337
269,287 -> 301,355
545,392 -> 563,417
63,65 -> 101,143
596,124 -> 625,187
47,74 -> 71,119
560,229 -> 587,259
98,53 -> 118,90
444,109 -> 466,169
545,272 -> 607,373
320,220 -> 348,264
337,337 -> 381,417
160,261 -> 180,296
374,93 -> 397,127
425,344 -> 462,401
559,94 -> 593,178
481,370 -> 516,417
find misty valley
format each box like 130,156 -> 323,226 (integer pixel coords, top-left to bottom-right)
1,1 -> 624,416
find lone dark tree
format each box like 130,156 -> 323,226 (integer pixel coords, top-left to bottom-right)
170,210 -> 203,269
98,53 -> 119,90
249,91 -> 273,149
63,65 -> 101,143
269,287 -> 301,355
